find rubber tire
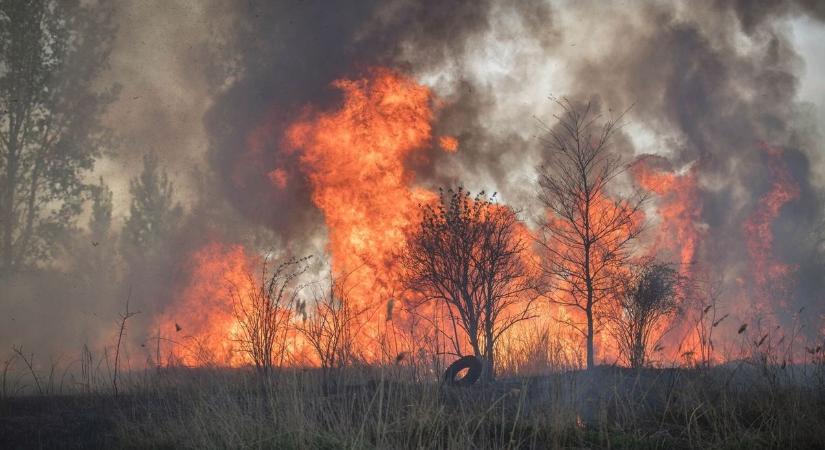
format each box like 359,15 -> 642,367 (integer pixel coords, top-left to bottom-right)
443,355 -> 482,387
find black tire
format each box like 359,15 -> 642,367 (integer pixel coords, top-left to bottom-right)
443,355 -> 482,387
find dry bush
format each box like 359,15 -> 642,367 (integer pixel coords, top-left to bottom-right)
402,187 -> 538,380
297,273 -> 369,379
605,260 -> 683,368
689,273 -> 726,368
231,255 -> 311,373
496,322 -> 584,377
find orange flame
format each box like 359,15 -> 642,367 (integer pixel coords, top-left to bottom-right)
632,159 -> 705,361
742,145 -> 799,311
284,68 -> 439,356
633,161 -> 701,270
160,73 -> 809,370
439,135 -> 459,152
157,70 -> 483,367
153,242 -> 256,367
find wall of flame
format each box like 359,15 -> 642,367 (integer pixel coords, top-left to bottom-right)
152,68 -> 801,369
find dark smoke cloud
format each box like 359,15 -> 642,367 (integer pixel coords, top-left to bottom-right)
6,0 -> 824,360
555,1 -> 825,329
376,0 -> 558,209
204,1 -> 377,239
203,0 -> 525,240
203,0 -> 824,331
723,0 -> 825,34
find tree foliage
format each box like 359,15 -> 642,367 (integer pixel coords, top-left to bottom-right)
0,0 -> 116,273
122,153 -> 181,256
607,260 -> 682,368
89,177 -> 113,242
402,187 -> 537,380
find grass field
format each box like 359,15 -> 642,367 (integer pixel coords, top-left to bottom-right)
2,359 -> 825,449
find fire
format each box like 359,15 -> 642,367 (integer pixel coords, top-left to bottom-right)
539,188 -> 645,363
155,73 -> 804,370
439,135 -> 459,152
267,168 -> 288,189
153,242 -> 256,367
633,160 -> 701,270
742,145 -> 799,311
632,146 -> 800,362
632,159 -> 705,361
284,68 -> 443,356
155,69 -> 469,367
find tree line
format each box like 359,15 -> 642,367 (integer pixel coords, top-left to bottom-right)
0,1 -> 181,276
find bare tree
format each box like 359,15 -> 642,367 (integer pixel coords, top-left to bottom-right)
606,260 -> 682,368
112,291 -> 139,396
231,255 -> 311,374
537,99 -> 646,370
402,187 -> 537,381
298,271 -> 369,378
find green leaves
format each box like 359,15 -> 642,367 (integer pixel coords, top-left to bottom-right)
121,153 -> 182,255
0,0 -> 115,272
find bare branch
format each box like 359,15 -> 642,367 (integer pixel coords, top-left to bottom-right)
536,99 -> 645,369
401,188 -> 539,380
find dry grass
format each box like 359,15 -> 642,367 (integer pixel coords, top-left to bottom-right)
2,341 -> 825,449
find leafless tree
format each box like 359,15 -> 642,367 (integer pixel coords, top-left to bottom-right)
606,260 -> 682,368
112,291 -> 139,395
536,99 -> 646,370
402,187 -> 538,381
298,271 -> 369,378
231,255 -> 311,374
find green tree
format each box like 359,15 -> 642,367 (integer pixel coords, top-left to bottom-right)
89,177 -> 113,243
122,153 -> 181,256
86,177 -> 116,275
0,0 -> 116,273
67,177 -> 118,311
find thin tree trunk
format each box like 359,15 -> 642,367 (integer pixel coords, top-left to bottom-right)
1,152 -> 17,272
586,302 -> 595,370
585,239 -> 595,370
484,329 -> 495,381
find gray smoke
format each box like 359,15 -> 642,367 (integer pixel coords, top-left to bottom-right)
554,1 -> 824,330
179,0 -> 825,339
3,0 -> 824,362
